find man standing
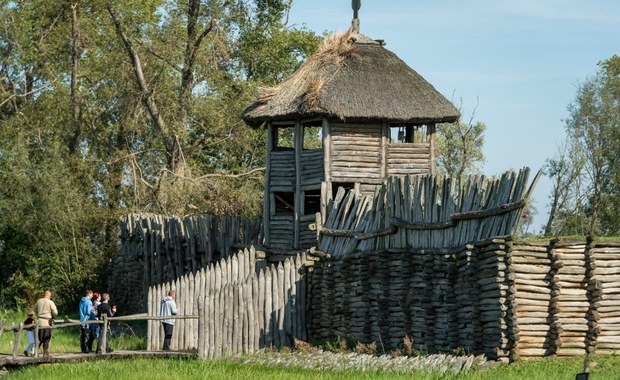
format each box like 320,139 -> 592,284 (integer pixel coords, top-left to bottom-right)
160,290 -> 177,351
35,290 -> 58,358
79,290 -> 96,353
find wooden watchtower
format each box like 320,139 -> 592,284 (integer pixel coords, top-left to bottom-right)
242,10 -> 459,251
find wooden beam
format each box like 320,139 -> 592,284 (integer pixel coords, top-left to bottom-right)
294,120 -> 302,249
429,123 -> 436,175
264,122 -> 273,247
323,118 -> 332,200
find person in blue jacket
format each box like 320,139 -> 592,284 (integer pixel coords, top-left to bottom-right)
78,290 -> 96,353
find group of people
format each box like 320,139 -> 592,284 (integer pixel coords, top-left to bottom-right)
79,290 -> 117,354
22,288 -> 176,357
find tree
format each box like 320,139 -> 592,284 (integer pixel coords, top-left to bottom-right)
542,140 -> 585,236
0,0 -> 321,309
545,55 -> 620,236
436,99 -> 486,178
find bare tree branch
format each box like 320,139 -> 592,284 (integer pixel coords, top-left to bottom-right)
0,82 -> 53,108
106,4 -> 175,165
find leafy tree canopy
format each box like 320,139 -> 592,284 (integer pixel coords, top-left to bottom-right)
0,0 -> 320,310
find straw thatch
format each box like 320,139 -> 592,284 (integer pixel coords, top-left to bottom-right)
242,29 -> 460,127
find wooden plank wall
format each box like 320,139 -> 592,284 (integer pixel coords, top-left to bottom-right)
330,123 -> 383,184
147,248 -> 307,358
386,144 -> 431,176
112,214 -> 263,314
300,149 -> 324,189
269,151 -> 295,190
269,215 -> 294,249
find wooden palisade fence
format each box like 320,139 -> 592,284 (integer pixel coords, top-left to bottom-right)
111,214 -> 262,313
147,247 -> 307,358
117,168 -> 620,361
317,168 -> 538,255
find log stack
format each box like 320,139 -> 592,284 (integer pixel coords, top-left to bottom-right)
592,241 -> 620,354
510,241 -> 556,358
554,242 -> 588,357
475,239 -> 512,362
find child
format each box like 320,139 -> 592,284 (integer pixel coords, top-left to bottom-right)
23,311 -> 36,356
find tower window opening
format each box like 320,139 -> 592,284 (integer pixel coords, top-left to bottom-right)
389,124 -> 428,143
274,192 -> 295,216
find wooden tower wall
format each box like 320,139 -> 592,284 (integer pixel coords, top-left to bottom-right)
325,121 -> 435,198
264,121 -> 324,251
263,119 -> 436,251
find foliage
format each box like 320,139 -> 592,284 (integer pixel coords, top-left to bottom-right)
436,100 -> 486,178
0,1 -> 321,310
544,55 -> 620,236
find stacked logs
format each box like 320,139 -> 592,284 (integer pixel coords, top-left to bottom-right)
308,237 -> 620,360
553,242 -> 589,356
475,238 -> 512,362
508,240 -> 620,358
307,241 -> 509,356
454,245 -> 480,354
510,241 -> 558,358
584,238 -> 601,356
592,241 -> 620,354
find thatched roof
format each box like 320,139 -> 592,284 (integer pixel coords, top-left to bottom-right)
242,29 -> 460,127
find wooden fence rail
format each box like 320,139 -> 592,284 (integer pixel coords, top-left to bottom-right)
0,314 -> 198,359
147,247 -> 307,358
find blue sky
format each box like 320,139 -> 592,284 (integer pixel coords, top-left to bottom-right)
287,0 -> 620,231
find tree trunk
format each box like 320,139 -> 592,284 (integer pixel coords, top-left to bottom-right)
69,2 -> 82,155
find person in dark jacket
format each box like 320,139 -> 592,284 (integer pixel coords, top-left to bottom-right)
95,293 -> 116,354
23,311 -> 36,356
160,290 -> 177,351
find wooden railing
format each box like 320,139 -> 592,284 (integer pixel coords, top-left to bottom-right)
0,314 -> 198,359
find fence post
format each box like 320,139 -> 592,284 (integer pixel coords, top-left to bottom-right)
101,315 -> 108,354
34,319 -> 40,358
12,323 -> 22,359
0,320 -> 5,344
197,298 -> 204,357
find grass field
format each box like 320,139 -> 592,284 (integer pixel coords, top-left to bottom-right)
3,355 -> 620,380
3,310 -> 620,379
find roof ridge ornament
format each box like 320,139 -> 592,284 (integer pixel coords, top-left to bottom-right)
352,0 -> 361,33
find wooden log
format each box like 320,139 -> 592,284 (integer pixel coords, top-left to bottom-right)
510,264 -> 551,274
515,347 -> 553,357
515,284 -> 552,294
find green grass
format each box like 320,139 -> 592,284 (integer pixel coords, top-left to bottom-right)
3,355 -> 620,380
4,309 -> 620,379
